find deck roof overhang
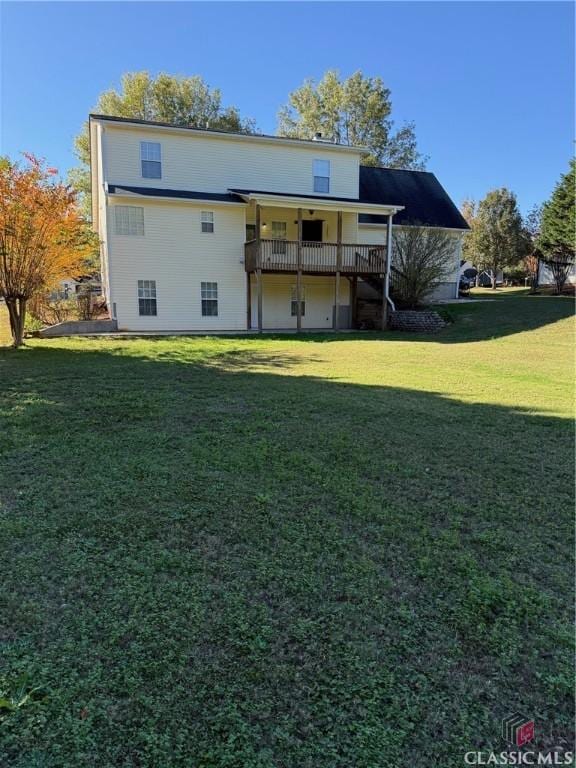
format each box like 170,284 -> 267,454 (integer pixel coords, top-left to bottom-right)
106,184 -> 247,207
229,189 -> 404,217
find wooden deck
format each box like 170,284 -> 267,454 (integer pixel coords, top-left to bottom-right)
244,239 -> 387,275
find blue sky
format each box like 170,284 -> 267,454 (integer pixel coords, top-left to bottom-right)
1,1 -> 573,214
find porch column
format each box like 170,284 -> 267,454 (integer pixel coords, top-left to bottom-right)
335,211 -> 342,330
382,212 -> 394,329
256,204 -> 263,332
351,276 -> 358,329
246,274 -> 252,330
296,208 -> 303,332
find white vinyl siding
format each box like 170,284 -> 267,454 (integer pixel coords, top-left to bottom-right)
104,127 -> 360,198
313,159 -> 330,193
114,206 -> 144,236
201,282 -> 218,316
201,211 -> 214,233
250,274 -> 350,330
107,202 -> 247,331
140,141 -> 162,179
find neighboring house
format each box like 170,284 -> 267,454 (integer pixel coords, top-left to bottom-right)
477,269 -> 504,287
89,115 -> 469,332
538,260 -> 576,287
49,276 -> 102,301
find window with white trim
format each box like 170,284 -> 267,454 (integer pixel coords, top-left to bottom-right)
313,159 -> 330,193
114,206 -> 144,236
140,141 -> 162,179
271,221 -> 287,254
201,282 -> 218,316
290,285 -> 305,317
201,211 -> 214,233
138,280 -> 157,316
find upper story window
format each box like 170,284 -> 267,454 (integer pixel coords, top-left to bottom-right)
114,206 -> 144,236
313,159 -> 330,194
140,141 -> 162,179
201,211 -> 214,233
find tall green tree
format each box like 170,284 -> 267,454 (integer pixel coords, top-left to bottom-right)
70,72 -> 255,217
522,204 -> 543,293
277,70 -> 427,169
473,188 -> 526,289
539,160 -> 575,293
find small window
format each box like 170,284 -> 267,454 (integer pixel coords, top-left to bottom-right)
138,280 -> 157,316
290,285 -> 305,317
246,224 -> 256,241
201,282 -> 218,316
141,141 -> 161,179
313,159 -> 330,194
271,221 -> 287,254
114,206 -> 144,236
201,211 -> 214,233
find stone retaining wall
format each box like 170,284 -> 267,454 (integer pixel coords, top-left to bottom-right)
39,319 -> 118,337
389,310 -> 447,333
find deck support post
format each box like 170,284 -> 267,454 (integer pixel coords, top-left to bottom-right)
382,212 -> 393,330
351,275 -> 358,329
335,211 -> 342,330
246,274 -> 252,330
257,270 -> 263,333
255,204 -> 263,332
296,208 -> 303,333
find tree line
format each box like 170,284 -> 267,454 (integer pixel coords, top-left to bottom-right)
461,160 -> 575,294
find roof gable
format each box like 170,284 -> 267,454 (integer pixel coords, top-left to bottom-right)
359,166 -> 469,229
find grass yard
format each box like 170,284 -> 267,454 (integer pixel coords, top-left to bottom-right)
0,295 -> 574,767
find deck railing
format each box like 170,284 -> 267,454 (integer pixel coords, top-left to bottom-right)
244,239 -> 387,275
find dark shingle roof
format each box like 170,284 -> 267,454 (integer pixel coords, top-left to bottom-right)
108,185 -> 244,204
359,167 -> 469,229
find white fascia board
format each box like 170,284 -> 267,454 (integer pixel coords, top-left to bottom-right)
89,121 -> 99,229
359,222 -> 470,233
236,192 -> 403,216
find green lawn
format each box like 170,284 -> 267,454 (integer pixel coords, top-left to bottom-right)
0,296 -> 574,767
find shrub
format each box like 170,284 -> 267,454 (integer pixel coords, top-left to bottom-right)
392,226 -> 454,308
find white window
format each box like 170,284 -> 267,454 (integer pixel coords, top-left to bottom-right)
313,159 -> 330,194
140,141 -> 162,179
201,282 -> 218,316
290,285 -> 305,317
201,211 -> 214,233
138,280 -> 157,316
114,206 -> 144,236
271,221 -> 287,254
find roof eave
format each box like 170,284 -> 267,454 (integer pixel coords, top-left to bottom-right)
233,190 -> 403,215
89,114 -> 368,154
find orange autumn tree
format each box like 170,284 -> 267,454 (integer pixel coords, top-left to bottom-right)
0,154 -> 93,347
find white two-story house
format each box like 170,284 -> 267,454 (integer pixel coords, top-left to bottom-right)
90,115 -> 469,332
